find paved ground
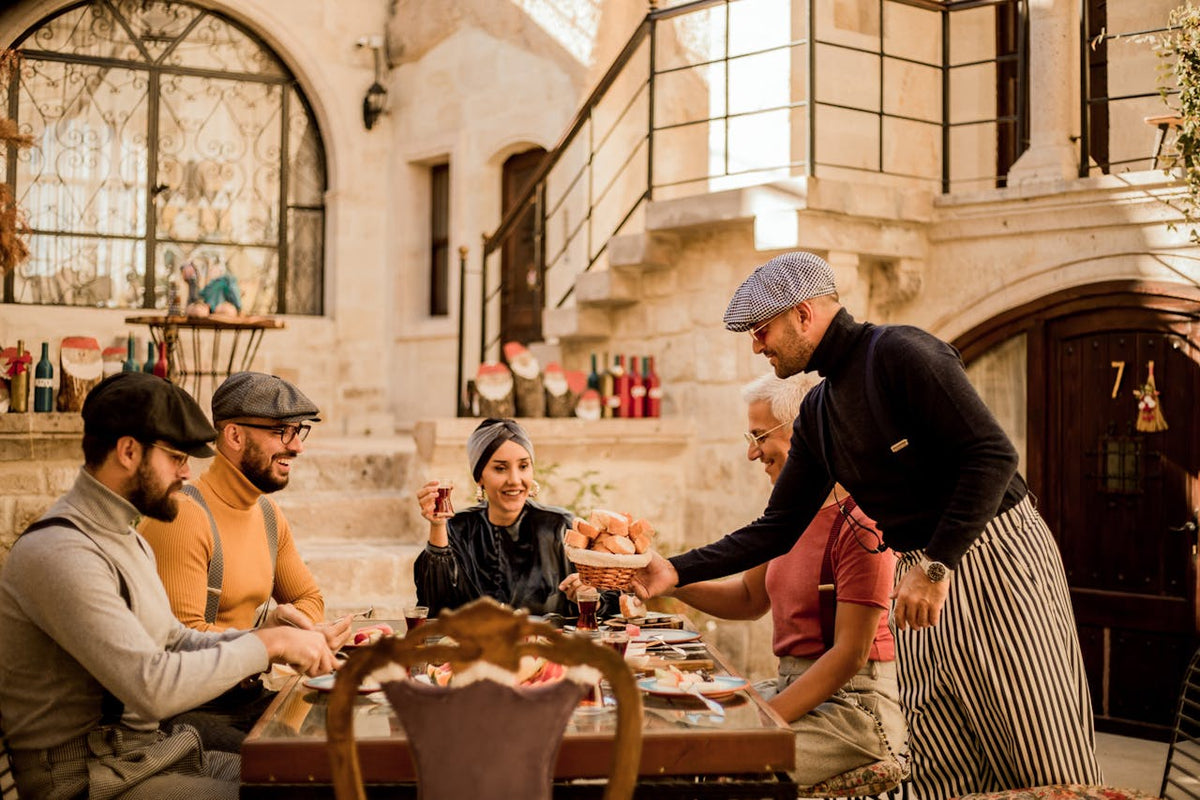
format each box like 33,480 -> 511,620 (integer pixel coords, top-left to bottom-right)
1095,732 -> 1168,796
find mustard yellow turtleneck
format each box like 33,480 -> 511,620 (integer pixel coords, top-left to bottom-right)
140,451 -> 324,631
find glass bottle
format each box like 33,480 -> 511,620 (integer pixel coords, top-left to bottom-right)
599,351 -> 615,419
628,353 -> 645,418
613,354 -> 631,418
153,341 -> 169,378
33,342 -> 54,413
143,341 -> 156,374
122,334 -> 140,373
9,340 -> 28,413
644,356 -> 661,418
586,352 -> 601,394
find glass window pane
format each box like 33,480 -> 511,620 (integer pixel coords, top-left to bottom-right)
16,234 -> 145,307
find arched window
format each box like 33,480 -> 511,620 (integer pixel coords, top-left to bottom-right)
2,0 -> 326,314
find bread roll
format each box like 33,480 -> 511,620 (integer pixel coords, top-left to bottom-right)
619,593 -> 647,619
630,530 -> 651,554
564,530 -> 589,549
601,536 -> 636,555
577,519 -> 601,540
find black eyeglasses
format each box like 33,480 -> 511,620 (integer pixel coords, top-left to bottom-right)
833,485 -> 888,554
237,422 -> 311,445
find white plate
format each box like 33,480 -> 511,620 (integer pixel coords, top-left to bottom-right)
302,673 -> 382,694
637,676 -> 748,700
633,629 -> 701,644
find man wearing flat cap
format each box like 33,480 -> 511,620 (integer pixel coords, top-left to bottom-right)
140,371 -> 351,750
634,251 -> 1101,798
0,372 -> 335,800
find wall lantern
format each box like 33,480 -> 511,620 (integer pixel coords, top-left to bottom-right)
357,35 -> 388,131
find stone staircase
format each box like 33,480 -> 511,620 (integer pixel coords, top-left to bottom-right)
274,434 -> 425,619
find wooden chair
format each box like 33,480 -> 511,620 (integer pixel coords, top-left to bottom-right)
326,597 -> 642,800
1161,645 -> 1200,799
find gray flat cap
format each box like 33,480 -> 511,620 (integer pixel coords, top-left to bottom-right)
723,251 -> 837,332
211,372 -> 321,424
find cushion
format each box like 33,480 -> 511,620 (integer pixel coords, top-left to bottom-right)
952,785 -> 1163,800
383,677 -> 588,800
796,757 -> 908,798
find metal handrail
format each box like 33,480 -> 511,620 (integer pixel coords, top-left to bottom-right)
457,0 -> 1033,413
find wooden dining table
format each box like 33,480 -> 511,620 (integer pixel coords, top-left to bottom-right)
239,625 -> 797,799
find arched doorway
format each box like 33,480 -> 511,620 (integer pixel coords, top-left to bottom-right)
957,281 -> 1200,739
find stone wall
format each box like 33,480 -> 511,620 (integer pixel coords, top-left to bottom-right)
0,413 -> 81,558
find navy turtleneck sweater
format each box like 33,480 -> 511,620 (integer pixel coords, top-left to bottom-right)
672,308 -> 1026,584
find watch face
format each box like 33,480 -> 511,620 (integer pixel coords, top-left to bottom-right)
924,561 -> 948,582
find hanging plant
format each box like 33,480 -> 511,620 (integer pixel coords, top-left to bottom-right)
0,49 -> 32,276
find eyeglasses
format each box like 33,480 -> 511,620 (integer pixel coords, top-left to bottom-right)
744,420 -> 788,447
237,422 -> 311,445
833,485 -> 888,554
748,317 -> 773,342
150,442 -> 190,468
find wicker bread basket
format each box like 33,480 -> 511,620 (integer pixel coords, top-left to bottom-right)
564,545 -> 652,591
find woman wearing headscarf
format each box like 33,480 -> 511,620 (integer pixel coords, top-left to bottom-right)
413,418 -> 575,617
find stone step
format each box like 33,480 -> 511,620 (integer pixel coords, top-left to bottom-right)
542,304 -> 613,343
286,435 -> 416,493
573,268 -> 640,307
275,489 -> 425,543
300,540 -> 424,620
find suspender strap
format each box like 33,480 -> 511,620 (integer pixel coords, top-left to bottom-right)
181,485 -> 224,625
817,498 -> 854,652
21,517 -> 128,724
181,485 -> 278,625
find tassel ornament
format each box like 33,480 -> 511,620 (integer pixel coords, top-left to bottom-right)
1134,360 -> 1168,432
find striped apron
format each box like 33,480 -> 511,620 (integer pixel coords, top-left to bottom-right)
893,496 -> 1103,798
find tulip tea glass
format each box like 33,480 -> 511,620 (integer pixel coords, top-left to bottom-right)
404,605 -> 429,633
576,586 -> 600,631
433,479 -> 455,518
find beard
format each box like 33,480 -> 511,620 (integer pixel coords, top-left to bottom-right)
768,324 -> 816,378
240,436 -> 292,494
129,459 -> 180,521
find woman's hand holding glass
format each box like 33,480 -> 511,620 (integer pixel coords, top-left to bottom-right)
416,479 -> 450,547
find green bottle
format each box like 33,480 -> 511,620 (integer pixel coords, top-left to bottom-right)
122,334 -> 140,373
143,341 -> 156,374
33,342 -> 54,412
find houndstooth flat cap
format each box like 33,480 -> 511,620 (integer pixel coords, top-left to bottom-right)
211,371 -> 321,424
723,251 -> 837,332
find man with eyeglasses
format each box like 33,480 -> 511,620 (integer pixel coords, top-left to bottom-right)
668,371 -> 905,789
0,372 -> 334,800
140,371 -> 351,751
634,251 -> 1101,798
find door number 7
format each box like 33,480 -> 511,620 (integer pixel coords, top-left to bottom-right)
1110,361 -> 1125,399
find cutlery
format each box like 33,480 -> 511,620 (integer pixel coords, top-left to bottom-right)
685,684 -> 726,718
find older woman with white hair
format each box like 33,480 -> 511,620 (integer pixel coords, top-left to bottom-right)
414,417 -> 575,617
669,372 -> 907,788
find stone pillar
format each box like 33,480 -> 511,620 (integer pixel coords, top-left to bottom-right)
1007,0 -> 1079,186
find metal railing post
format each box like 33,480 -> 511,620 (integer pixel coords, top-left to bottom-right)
647,12 -> 657,201
479,233 -> 488,368
807,0 -> 817,176
942,6 -> 950,193
455,245 -> 468,416
1078,0 -> 1090,178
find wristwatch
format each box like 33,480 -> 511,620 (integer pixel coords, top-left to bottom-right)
918,555 -> 950,583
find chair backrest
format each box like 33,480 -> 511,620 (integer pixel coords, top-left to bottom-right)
1162,646 -> 1200,799
326,597 -> 642,800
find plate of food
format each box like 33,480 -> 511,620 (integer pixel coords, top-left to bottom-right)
637,675 -> 748,700
603,611 -> 677,628
634,628 -> 701,644
303,673 -> 383,694
341,622 -> 396,649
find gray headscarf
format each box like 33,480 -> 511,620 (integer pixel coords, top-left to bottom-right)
467,418 -> 535,481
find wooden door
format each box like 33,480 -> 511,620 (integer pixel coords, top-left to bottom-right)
1045,309 -> 1200,738
500,148 -> 547,347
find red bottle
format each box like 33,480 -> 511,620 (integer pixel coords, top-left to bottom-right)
152,341 -> 169,378
628,354 -> 645,418
644,356 -> 661,418
613,355 -> 632,418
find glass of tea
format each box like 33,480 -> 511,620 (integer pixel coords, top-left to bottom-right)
433,479 -> 455,518
576,586 -> 600,631
404,605 -> 429,633
601,630 -> 630,657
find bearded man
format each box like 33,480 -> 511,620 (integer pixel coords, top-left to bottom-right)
140,371 -> 350,751
0,372 -> 333,800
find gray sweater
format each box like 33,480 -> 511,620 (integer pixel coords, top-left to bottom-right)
0,469 -> 269,749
